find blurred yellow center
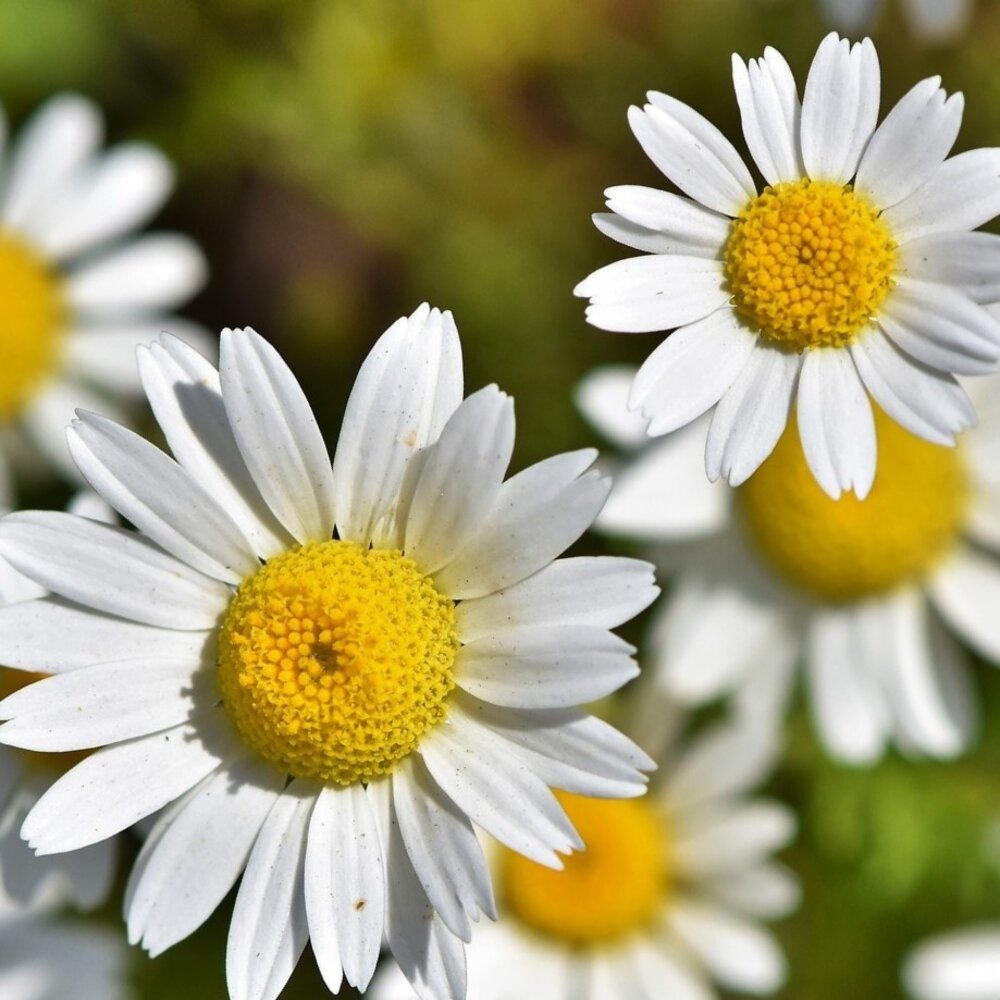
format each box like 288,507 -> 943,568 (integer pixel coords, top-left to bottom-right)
741,412 -> 967,602
0,233 -> 65,419
218,540 -> 458,785
502,794 -> 668,947
0,669 -> 89,772
725,179 -> 897,351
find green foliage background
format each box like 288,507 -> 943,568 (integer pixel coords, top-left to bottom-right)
6,0 -> 1000,997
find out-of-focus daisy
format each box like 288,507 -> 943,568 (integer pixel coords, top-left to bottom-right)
904,926 -> 1000,1000
0,92 -> 207,504
0,305 -> 657,1000
372,715 -> 798,1000
820,0 -> 974,43
576,33 -> 1000,499
576,363 -> 1000,764
0,493 -> 120,912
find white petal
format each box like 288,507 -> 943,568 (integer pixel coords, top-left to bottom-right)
68,234 -> 207,316
420,710 -> 579,866
800,33 -> 880,183
1,93 -> 102,230
884,149 -> 1000,242
404,386 -> 514,574
593,212 -> 692,256
137,335 -> 292,559
333,305 -> 464,548
456,555 -> 657,640
0,596 -> 211,671
219,327 -> 336,544
855,78 -> 963,209
576,255 -> 729,334
850,329 -> 975,445
732,47 -> 804,185
706,343 -> 801,486
628,98 -> 756,216
368,780 -> 468,1000
900,232 -> 1000,305
796,348 -> 876,499
631,309 -> 760,436
433,449 -> 608,600
456,625 -> 638,709
931,545 -> 1000,662
30,142 -> 174,261
632,939 -> 715,1000
597,419 -> 732,540
0,511 -> 229,630
0,657 -> 207,750
305,782 -> 384,991
21,718 -> 232,854
573,364 -> 647,449
879,279 -> 1000,376
668,900 -> 787,993
453,692 -> 653,798
805,607 -> 890,764
602,184 -> 731,253
227,783 -> 312,1000
706,862 -> 801,920
392,754 -> 494,941
69,412 -> 258,583
126,755 -> 284,957
904,925 -> 1000,1000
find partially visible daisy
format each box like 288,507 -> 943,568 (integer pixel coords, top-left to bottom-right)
576,33 -> 1000,499
372,715 -> 798,1000
0,493 -> 119,912
820,0 -> 974,43
904,926 -> 1000,1000
576,362 -> 1000,764
0,92 -> 207,504
0,305 -> 657,1000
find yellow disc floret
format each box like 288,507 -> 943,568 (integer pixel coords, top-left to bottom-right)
725,179 -> 897,351
0,232 -> 65,420
741,410 -> 967,602
501,794 -> 669,947
218,540 -> 459,785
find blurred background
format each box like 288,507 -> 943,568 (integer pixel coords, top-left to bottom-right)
6,0 -> 1000,996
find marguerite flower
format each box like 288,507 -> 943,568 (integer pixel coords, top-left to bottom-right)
576,362 -> 1000,764
0,305 -> 657,1000
0,92 -> 207,504
0,493 -> 120,912
904,926 -> 1000,1000
372,715 -> 798,1000
576,33 -> 1000,499
819,0 -> 974,43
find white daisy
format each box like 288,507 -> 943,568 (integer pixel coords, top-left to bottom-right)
0,92 -> 207,504
819,0 -> 974,43
0,492 -> 120,913
576,32 -> 1000,499
576,361 -> 1000,764
0,305 -> 657,1000
371,715 -> 798,1000
904,925 -> 1000,1000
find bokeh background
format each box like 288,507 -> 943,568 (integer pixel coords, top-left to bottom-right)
6,0 -> 1000,996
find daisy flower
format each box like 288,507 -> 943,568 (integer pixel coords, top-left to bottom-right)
0,493 -> 120,912
372,715 -> 798,1000
819,0 -> 974,43
0,92 -> 207,505
576,33 -> 1000,499
576,362 -> 1000,764
904,925 -> 1000,1000
0,305 -> 657,1000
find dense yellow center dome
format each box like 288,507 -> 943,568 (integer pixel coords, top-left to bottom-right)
725,179 -> 897,351
218,540 -> 459,785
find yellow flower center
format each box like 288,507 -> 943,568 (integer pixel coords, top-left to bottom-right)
501,794 -> 668,947
741,411 -> 968,602
0,669 -> 89,772
725,179 -> 897,351
218,540 -> 459,785
0,232 -> 65,420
